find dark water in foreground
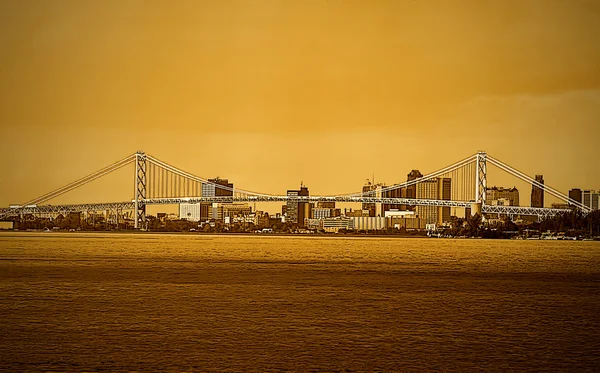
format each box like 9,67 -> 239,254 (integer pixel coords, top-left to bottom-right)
1,233 -> 599,372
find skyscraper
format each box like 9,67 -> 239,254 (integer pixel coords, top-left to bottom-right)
416,179 -> 437,224
286,184 -> 310,225
200,178 -> 234,220
415,177 -> 452,224
437,177 -> 452,224
531,175 -> 544,208
209,178 -> 234,197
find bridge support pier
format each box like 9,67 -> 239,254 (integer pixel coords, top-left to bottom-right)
475,151 -> 487,205
134,151 -> 147,229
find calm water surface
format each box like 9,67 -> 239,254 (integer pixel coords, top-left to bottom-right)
1,232 -> 599,371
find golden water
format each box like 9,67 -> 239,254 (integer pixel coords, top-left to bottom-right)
1,233 -> 599,371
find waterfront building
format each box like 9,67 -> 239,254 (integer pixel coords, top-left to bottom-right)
179,203 -> 201,221
286,184 -> 310,225
351,216 -> 387,231
182,201 -> 251,222
305,218 -> 324,230
322,217 -> 354,233
0,221 -> 14,230
253,211 -> 270,228
531,175 -> 544,208
387,216 -> 426,230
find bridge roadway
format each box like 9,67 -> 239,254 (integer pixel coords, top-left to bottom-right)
0,196 -> 571,218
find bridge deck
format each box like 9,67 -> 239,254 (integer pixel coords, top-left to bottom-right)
1,197 -> 571,218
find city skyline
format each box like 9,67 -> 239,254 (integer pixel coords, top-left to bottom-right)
0,148 -> 596,218
1,0 -> 599,208
2,149 -> 596,229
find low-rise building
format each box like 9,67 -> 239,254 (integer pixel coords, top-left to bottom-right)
384,210 -> 415,218
305,219 -> 323,230
179,203 -> 201,221
0,221 -> 14,230
322,217 -> 354,233
352,216 -> 386,231
387,216 -> 427,230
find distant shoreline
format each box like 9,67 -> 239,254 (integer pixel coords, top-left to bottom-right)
0,230 -> 432,239
1,230 -> 597,241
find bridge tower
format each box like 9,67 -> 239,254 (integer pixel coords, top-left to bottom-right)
134,151 -> 147,229
475,151 -> 487,205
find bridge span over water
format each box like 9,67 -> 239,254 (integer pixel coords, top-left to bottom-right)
1,151 -> 590,228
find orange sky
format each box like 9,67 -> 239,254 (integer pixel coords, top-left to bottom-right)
1,0 -> 599,209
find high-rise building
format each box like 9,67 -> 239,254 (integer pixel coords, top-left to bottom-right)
531,175 -> 544,208
569,188 -> 582,204
208,178 -> 233,197
486,186 -> 519,206
199,178 -> 234,220
582,190 -> 600,211
362,180 -> 384,217
415,177 -> 452,224
416,179 -> 437,224
286,184 -> 310,225
437,177 -> 452,224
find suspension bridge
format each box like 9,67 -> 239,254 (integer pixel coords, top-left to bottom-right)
0,151 -> 591,228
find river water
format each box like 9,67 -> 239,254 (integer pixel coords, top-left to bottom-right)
1,232 -> 599,371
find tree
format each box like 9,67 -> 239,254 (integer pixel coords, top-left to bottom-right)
465,213 -> 482,237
